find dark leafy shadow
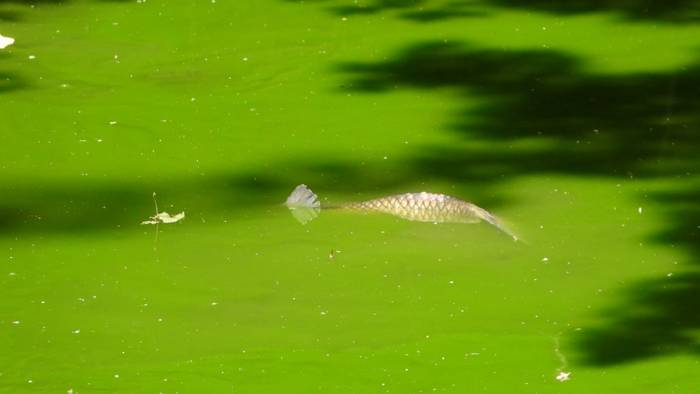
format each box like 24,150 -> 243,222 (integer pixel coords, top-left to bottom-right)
0,0 -> 65,3
340,42 -> 699,180
401,6 -> 488,22
1,47 -> 27,94
0,156 -> 515,237
578,272 -> 700,364
0,173 -> 299,236
0,9 -> 20,20
284,0 -> 700,23
0,70 -> 27,93
577,187 -> 700,365
316,0 -> 491,22
489,0 -> 700,23
0,0 -> 132,3
335,41 -> 700,365
329,0 -> 425,16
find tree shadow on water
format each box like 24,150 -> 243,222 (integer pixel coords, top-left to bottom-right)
0,156 -> 516,238
0,70 -> 27,93
0,9 -> 21,21
337,41 -> 700,365
333,0 -> 422,13
578,188 -> 700,364
284,0 -> 700,23
340,42 -> 700,180
314,0 -> 490,22
0,177 -> 278,237
488,0 -> 700,23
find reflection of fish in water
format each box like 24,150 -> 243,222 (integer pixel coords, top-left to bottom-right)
285,184 -> 519,241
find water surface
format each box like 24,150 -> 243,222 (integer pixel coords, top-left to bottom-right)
1,0 -> 700,392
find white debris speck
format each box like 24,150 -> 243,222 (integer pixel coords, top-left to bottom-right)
210,302 -> 218,306
27,379 -> 33,384
555,371 -> 571,382
109,121 -> 117,125
320,311 -> 327,316
638,207 -> 643,214
11,320 -> 20,325
341,17 -> 348,21
28,55 -> 36,60
242,57 -> 248,61
667,272 -> 673,277
141,211 -> 185,225
542,257 -> 549,262
72,329 -> 80,334
114,374 -> 120,379
0,34 -> 15,49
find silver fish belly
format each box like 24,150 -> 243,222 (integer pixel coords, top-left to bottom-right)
343,192 -> 481,224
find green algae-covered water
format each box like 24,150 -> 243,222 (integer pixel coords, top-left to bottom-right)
2,1 -> 700,392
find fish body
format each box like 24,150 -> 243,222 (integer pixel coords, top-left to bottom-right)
285,184 -> 518,241
343,192 -> 480,224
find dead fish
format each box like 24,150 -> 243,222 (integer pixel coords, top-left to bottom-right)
285,184 -> 519,241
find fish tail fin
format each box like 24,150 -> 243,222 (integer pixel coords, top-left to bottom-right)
472,205 -> 521,242
285,184 -> 321,224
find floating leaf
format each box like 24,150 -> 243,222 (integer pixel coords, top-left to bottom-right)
141,192 -> 185,225
141,211 -> 185,225
555,371 -> 571,382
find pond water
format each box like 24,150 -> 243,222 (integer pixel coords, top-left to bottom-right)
1,0 -> 700,392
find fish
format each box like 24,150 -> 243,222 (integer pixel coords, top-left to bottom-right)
285,184 -> 519,241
